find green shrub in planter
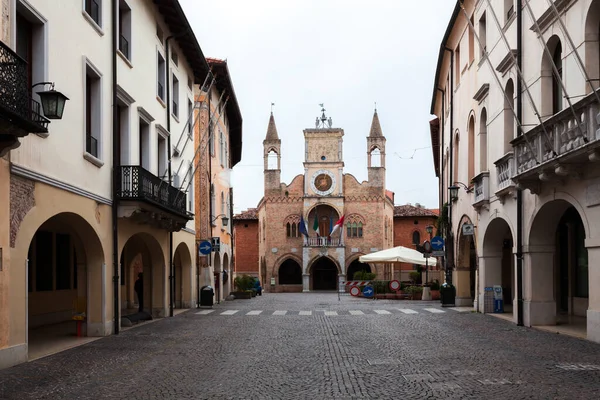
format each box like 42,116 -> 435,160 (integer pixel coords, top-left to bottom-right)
234,275 -> 255,292
353,270 -> 376,281
429,280 -> 440,291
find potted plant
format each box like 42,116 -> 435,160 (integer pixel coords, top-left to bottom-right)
404,285 -> 423,300
429,280 -> 441,300
232,275 -> 255,299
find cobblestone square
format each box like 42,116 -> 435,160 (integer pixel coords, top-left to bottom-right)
1,294 -> 600,399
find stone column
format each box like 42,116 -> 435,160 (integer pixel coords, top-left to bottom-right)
586,244 -> 600,343
477,254 -> 502,314
302,273 -> 310,292
523,246 -> 556,326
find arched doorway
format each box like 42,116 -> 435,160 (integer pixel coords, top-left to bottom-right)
222,253 -> 230,297
347,259 -> 371,280
120,233 -> 166,318
311,257 -> 339,291
25,212 -> 104,359
213,252 -> 221,302
173,242 -> 192,309
528,200 -> 589,327
481,218 -> 514,316
279,259 -> 302,284
456,218 -> 477,306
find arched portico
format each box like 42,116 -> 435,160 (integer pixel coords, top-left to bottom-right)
346,258 -> 371,280
456,216 -> 477,306
173,242 -> 192,309
120,233 -> 166,318
213,252 -> 222,302
480,217 -> 515,318
222,253 -> 230,297
525,199 -> 589,328
307,256 -> 340,291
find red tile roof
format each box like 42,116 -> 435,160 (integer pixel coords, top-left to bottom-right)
233,208 -> 258,220
393,205 -> 439,218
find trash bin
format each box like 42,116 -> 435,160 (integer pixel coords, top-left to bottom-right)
440,283 -> 456,307
200,285 -> 214,308
494,299 -> 504,313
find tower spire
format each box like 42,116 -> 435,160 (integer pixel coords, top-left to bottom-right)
369,108 -> 383,137
265,112 -> 279,141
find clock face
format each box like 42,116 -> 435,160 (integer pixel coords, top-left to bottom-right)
310,170 -> 336,196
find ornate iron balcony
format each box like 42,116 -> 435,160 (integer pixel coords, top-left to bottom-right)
304,237 -> 343,247
0,40 -> 49,135
116,165 -> 192,220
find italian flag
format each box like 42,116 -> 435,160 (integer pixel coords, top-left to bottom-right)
330,215 -> 345,237
313,216 -> 320,236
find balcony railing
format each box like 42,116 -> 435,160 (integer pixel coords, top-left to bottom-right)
471,171 -> 489,208
305,237 -> 342,247
512,91 -> 600,181
495,152 -> 515,193
0,40 -> 49,134
116,165 -> 191,219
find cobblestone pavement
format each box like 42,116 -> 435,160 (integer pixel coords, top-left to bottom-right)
1,293 -> 600,399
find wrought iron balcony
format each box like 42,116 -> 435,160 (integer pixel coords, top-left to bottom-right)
304,237 -> 342,247
471,171 -> 489,209
512,91 -> 600,192
0,40 -> 49,137
116,165 -> 192,221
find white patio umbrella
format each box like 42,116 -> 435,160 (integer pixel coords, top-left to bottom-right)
359,246 -> 437,267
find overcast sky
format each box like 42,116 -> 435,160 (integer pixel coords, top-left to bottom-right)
180,0 -> 456,214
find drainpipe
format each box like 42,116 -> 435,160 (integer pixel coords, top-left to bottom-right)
111,0 -> 120,335
166,35 -> 175,318
444,46 -> 454,285
516,0 -> 524,326
436,87 -> 445,229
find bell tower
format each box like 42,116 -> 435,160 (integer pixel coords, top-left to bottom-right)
263,112 -> 281,193
367,108 -> 386,188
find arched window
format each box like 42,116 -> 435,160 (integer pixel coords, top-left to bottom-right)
286,222 -> 291,237
504,79 -> 515,154
345,214 -> 365,238
267,149 -> 278,170
284,215 -> 301,238
412,231 -> 421,245
552,41 -> 563,115
370,147 -> 381,168
584,1 -> 600,93
467,115 -> 475,182
220,192 -> 225,214
357,222 -> 363,237
479,108 -> 487,172
291,222 -> 297,237
453,131 -> 460,183
210,184 -> 215,221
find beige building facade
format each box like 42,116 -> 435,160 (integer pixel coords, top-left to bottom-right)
0,0 -> 212,369
258,108 -> 395,293
430,0 -> 600,342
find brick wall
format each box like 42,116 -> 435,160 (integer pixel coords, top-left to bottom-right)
233,219 -> 258,274
393,216 -> 438,273
10,175 -> 35,247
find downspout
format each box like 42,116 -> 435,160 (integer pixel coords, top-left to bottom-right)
444,45 -> 454,285
436,87 -> 445,229
516,0 -> 524,326
112,0 -> 120,335
166,35 -> 174,318
208,92 -> 214,302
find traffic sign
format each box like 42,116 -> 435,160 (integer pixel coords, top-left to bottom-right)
432,250 -> 445,257
431,236 -> 444,251
389,280 -> 401,291
350,286 -> 361,297
198,240 -> 212,255
423,240 -> 432,253
362,285 -> 374,298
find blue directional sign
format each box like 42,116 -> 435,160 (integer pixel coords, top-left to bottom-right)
198,240 -> 212,255
362,285 -> 374,298
431,236 -> 444,251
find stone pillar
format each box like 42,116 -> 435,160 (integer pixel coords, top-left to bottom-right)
338,274 -> 346,293
523,247 -> 555,326
302,273 -> 310,292
587,245 -> 600,343
478,254 -> 502,313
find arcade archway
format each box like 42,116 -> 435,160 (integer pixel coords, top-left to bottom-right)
310,257 -> 339,291
173,242 -> 192,309
279,259 -> 302,284
481,218 -> 514,316
347,259 -> 371,280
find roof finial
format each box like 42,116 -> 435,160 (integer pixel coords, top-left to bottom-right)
271,102 -> 275,115
374,101 -> 377,113
315,103 -> 332,128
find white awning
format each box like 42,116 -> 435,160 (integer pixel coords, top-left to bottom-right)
359,246 -> 437,267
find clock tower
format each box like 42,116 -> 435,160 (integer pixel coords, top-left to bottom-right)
303,105 -> 344,197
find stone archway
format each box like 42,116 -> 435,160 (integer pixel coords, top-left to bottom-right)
120,233 -> 166,318
526,200 -> 589,327
481,218 -> 515,317
23,212 -> 105,359
346,259 -> 371,280
278,258 -> 303,292
213,252 -> 221,302
222,253 -> 231,297
456,217 -> 477,306
309,257 -> 340,291
173,242 -> 192,309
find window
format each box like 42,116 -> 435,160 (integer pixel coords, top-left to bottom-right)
171,50 -> 178,66
118,0 -> 131,60
172,74 -> 179,118
504,80 -> 515,154
84,0 -> 102,27
345,214 -> 365,238
219,130 -> 224,167
267,150 -> 278,170
156,24 -> 164,45
187,76 -> 193,91
221,191 -> 225,215
479,108 -> 487,173
139,117 -> 150,170
552,41 -> 563,115
85,62 -> 102,160
157,52 -> 166,102
412,231 -> 421,246
455,45 -> 461,86
469,15 -> 475,63
453,132 -> 460,183
468,115 -> 475,182
157,133 -> 167,179
370,147 -> 381,167
285,216 -> 301,238
187,99 -> 193,137
479,12 -> 487,58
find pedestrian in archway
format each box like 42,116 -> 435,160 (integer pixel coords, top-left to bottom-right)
134,273 -> 144,313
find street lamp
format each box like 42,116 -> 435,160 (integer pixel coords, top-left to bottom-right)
212,214 -> 229,227
448,182 -> 470,202
32,82 -> 69,119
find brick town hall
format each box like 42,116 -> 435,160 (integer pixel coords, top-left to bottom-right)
257,106 -> 395,292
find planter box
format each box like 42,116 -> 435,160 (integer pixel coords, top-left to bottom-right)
431,290 -> 440,300
232,291 -> 252,299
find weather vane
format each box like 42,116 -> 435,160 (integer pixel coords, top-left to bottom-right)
271,102 -> 275,114
315,103 -> 333,128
